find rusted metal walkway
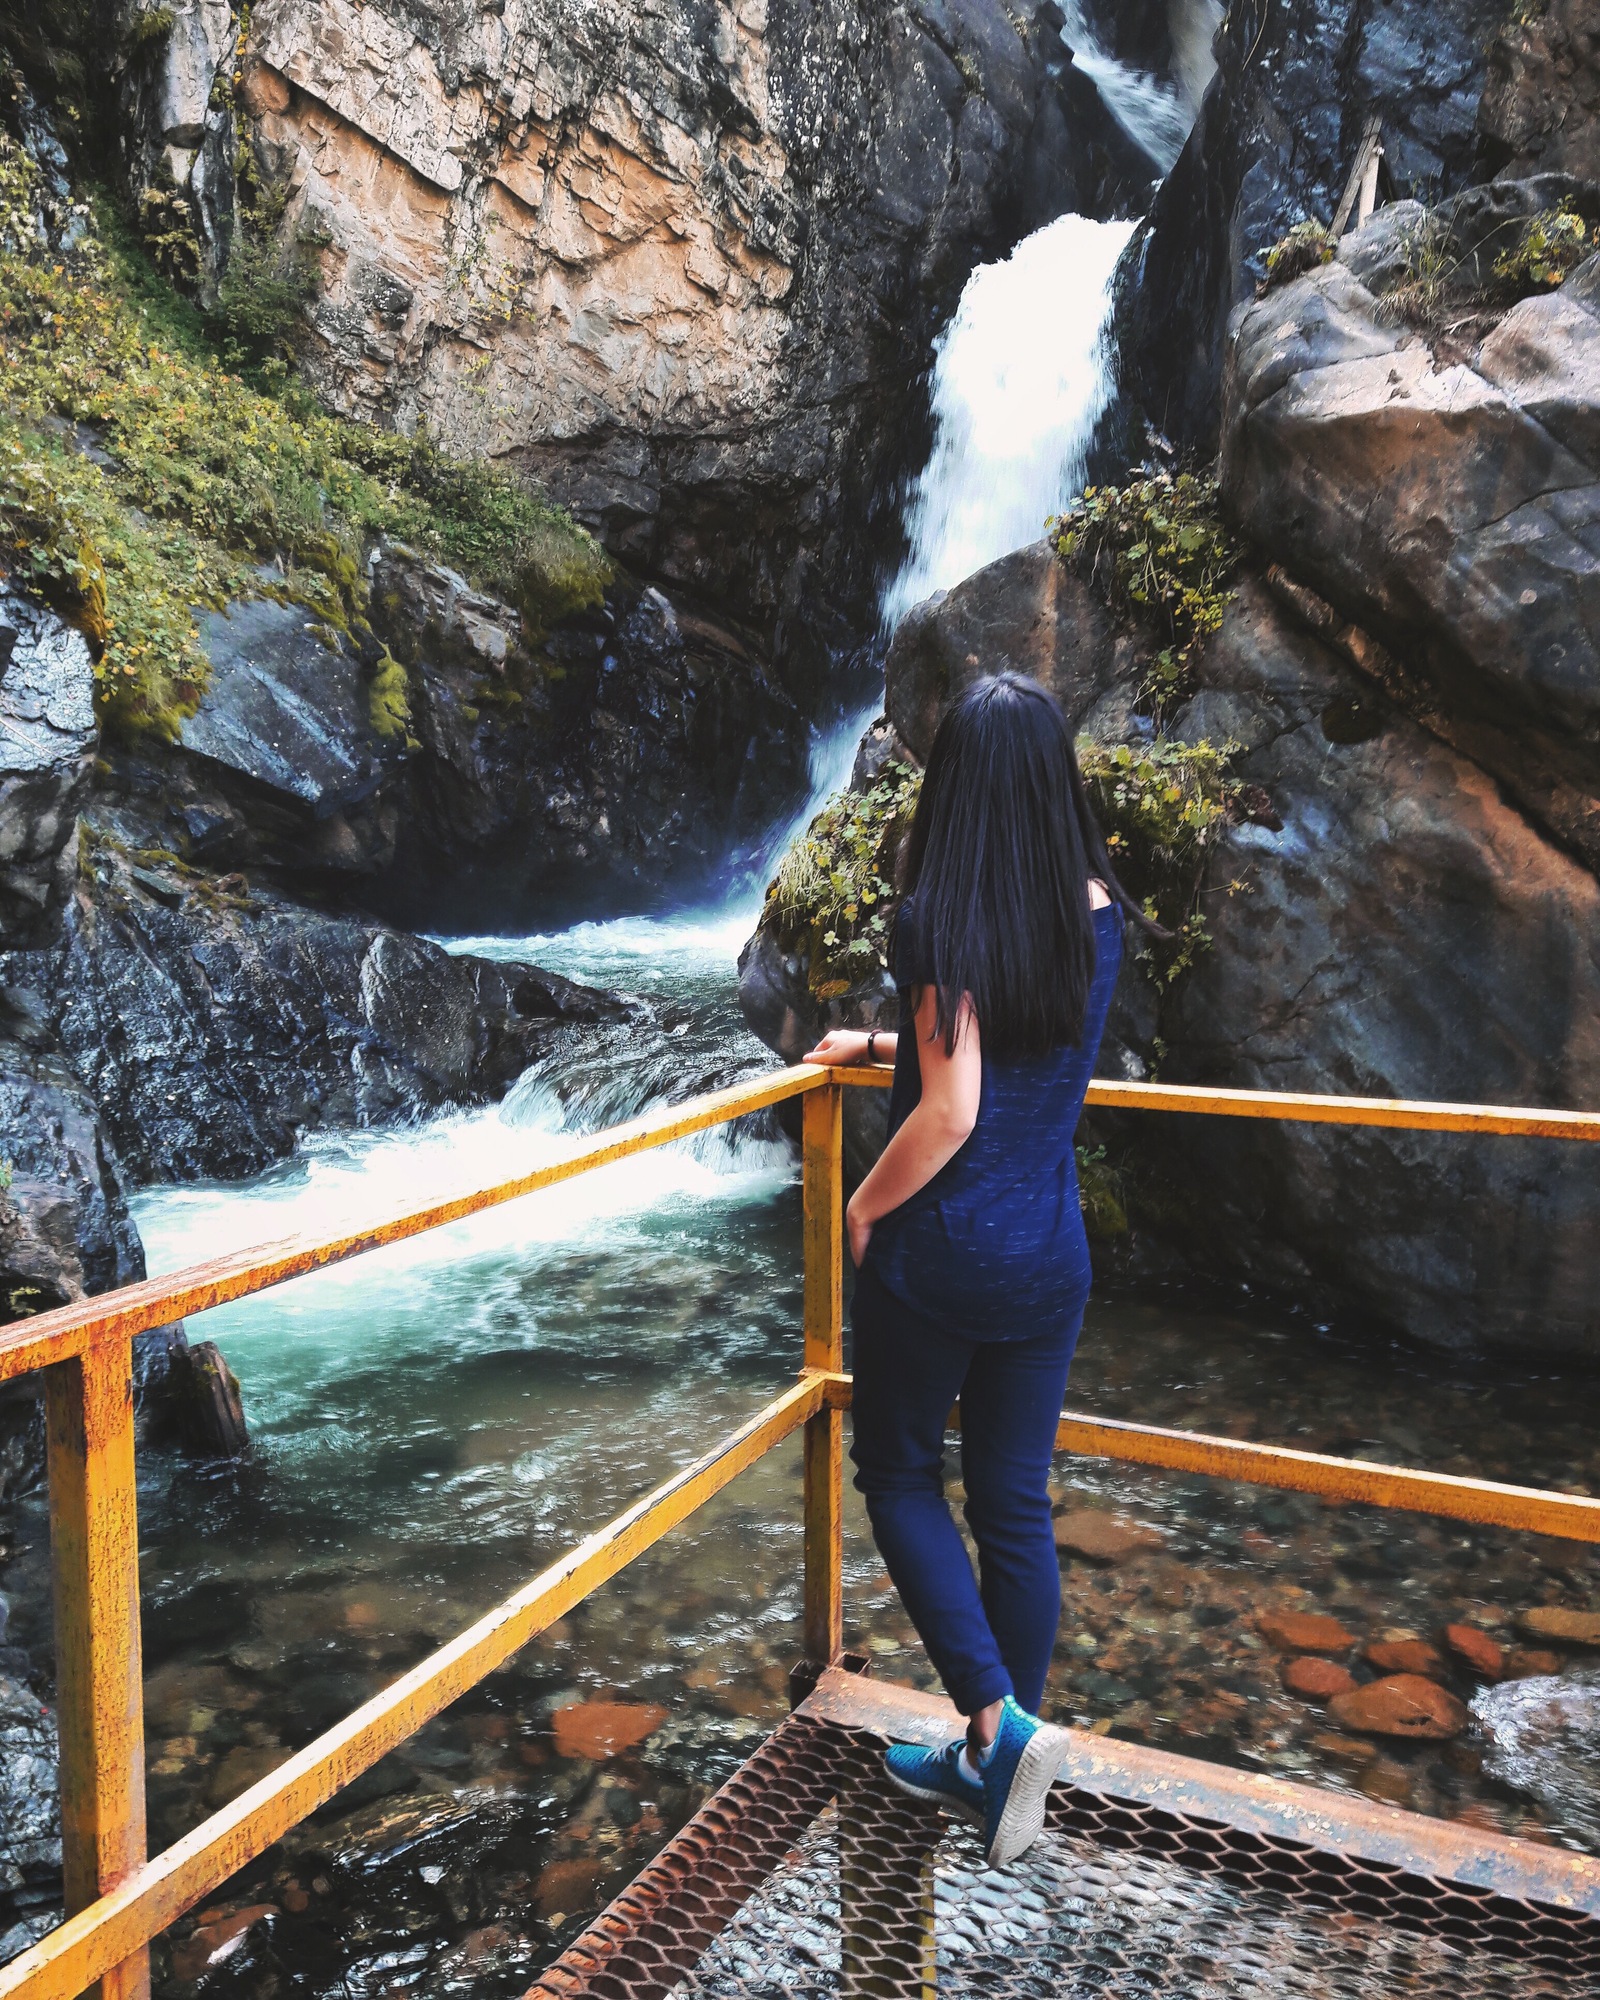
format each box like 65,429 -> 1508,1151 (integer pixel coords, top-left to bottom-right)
0,1065 -> 1598,1999
533,1668 -> 1600,2000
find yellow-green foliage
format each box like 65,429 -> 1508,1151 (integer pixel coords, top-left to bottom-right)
1493,203 -> 1595,296
1260,219 -> 1335,292
1077,736 -> 1244,980
0,131 -> 610,735
1050,473 -> 1240,713
367,650 -> 415,745
768,735 -> 1245,1000
766,760 -> 921,998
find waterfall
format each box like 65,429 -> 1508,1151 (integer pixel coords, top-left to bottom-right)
1057,0 -> 1221,176
880,213 -> 1134,629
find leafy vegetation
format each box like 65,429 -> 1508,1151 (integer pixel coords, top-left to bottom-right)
766,760 -> 922,998
1050,473 -> 1241,714
1259,219 -> 1335,293
767,733 -> 1248,1001
1492,203 -> 1595,295
0,131 -> 610,736
1375,199 -> 1596,334
1077,736 -> 1246,983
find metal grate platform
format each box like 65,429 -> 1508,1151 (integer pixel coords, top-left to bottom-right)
526,1668 -> 1600,2000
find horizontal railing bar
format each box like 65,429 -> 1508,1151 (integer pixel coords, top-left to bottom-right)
0,1374 -> 825,2000
813,1373 -> 1600,1540
840,1065 -> 1600,1138
0,1065 -> 832,1385
4,1070 -> 1594,1387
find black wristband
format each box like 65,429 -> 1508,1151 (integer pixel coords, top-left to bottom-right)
866,1030 -> 879,1065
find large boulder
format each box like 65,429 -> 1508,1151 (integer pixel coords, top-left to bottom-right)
743,540 -> 1600,1357
0,592 -> 98,942
217,0 -> 1151,688
0,1670 -> 59,1965
1221,187 -> 1600,871
1153,575 -> 1600,1357
4,843 -> 632,1184
1116,0 -> 1513,448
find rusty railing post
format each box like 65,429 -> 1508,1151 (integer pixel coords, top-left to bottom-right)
801,1080 -> 844,1667
45,1340 -> 149,2000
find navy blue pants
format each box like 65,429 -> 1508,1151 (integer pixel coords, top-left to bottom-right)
849,1259 -> 1081,1717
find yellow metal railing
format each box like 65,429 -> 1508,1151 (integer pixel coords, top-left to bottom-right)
1,1065 -> 1598,2000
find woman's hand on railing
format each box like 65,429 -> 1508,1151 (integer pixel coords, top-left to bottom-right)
803,1030 -> 872,1066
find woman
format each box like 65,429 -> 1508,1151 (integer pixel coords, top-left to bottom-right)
804,671 -> 1143,1867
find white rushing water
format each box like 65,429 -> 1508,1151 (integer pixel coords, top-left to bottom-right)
1057,0 -> 1221,177
880,212 -> 1135,627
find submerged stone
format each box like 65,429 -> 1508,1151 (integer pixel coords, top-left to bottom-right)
1517,1607 -> 1600,1648
1328,1674 -> 1469,1741
1257,1611 -> 1355,1655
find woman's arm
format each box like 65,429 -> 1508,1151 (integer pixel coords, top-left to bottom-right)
846,984 -> 979,1266
802,1029 -> 897,1066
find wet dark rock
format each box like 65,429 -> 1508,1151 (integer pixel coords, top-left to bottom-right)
1117,0 -> 1512,447
3,842 -> 632,1183
1144,574 -> 1600,1357
1474,1664 -> 1600,1848
0,1673 -> 60,1951
0,591 -> 98,942
642,1711 -> 772,1791
372,547 -> 810,926
164,594 -> 409,876
1221,201 -> 1600,872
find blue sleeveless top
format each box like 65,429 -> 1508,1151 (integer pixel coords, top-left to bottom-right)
862,897 -> 1124,1340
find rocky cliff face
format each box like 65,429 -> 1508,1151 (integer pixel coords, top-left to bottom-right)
1117,0 -> 1516,447
1222,188 -> 1600,875
123,0 -> 1151,687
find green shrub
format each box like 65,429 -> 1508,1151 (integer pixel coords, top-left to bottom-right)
1493,204 -> 1595,297
1050,473 -> 1241,714
0,134 -> 610,735
367,650 -> 416,746
1259,219 -> 1334,293
1077,736 -> 1245,982
766,760 -> 921,998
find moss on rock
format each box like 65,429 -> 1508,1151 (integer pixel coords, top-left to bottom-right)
0,131 -> 610,738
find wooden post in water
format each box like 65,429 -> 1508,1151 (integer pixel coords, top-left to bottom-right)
801,1081 -> 845,1667
45,1341 -> 150,2000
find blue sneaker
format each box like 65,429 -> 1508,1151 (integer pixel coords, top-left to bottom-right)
882,1737 -> 984,1827
976,1696 -> 1069,1867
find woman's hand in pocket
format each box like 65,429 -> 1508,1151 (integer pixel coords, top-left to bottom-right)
846,1194 -> 873,1268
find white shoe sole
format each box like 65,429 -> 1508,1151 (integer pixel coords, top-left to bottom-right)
986,1723 -> 1069,1867
882,1755 -> 985,1828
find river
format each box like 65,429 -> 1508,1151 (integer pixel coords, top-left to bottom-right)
2,14 -> 1598,1995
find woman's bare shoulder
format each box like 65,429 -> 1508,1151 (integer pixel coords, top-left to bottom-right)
1088,878 -> 1112,909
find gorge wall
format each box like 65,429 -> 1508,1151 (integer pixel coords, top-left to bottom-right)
123,0 -> 1155,693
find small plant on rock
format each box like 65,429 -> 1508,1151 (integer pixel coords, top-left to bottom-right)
1258,219 -> 1335,294
1077,736 -> 1246,982
766,760 -> 922,998
1050,473 -> 1241,716
1492,203 -> 1595,298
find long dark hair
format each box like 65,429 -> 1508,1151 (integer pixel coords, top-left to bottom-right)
900,672 -> 1150,1058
